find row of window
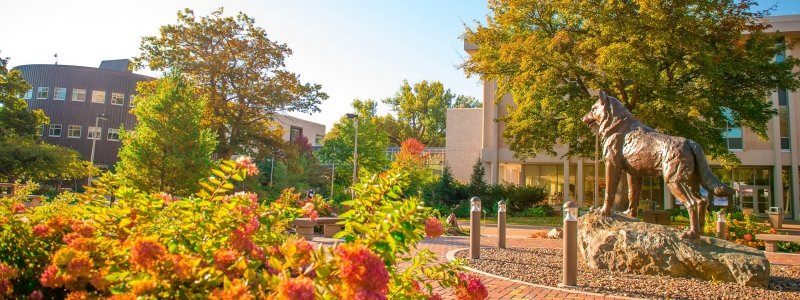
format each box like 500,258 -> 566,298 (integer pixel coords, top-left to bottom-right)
47,124 -> 120,141
24,87 -> 135,107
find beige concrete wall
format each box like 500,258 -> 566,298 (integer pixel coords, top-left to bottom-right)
446,108 -> 483,183
273,114 -> 326,146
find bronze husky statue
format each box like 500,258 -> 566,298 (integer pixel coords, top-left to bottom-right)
581,92 -> 734,238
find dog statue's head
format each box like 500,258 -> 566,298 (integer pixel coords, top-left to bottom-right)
581,91 -> 632,133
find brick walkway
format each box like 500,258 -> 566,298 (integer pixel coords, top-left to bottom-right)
416,229 -> 800,299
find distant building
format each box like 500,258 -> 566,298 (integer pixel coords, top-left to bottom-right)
273,114 -> 326,146
449,15 -> 800,220
15,60 -> 154,169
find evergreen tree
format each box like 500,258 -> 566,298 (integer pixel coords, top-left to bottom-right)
468,157 -> 487,198
116,72 -> 217,195
433,165 -> 459,206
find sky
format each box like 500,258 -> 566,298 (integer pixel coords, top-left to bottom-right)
2,0 -> 800,130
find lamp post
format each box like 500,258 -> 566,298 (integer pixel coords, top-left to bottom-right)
562,200 -> 578,287
346,113 -> 359,186
88,113 -> 108,187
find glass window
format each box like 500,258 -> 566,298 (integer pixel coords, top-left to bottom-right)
290,126 -> 303,142
49,124 -> 62,137
88,126 -> 102,140
111,93 -> 124,106
53,87 -> 66,100
778,89 -> 790,150
23,89 -> 32,99
107,128 -> 120,141
72,89 -> 86,101
36,87 -> 49,99
68,125 -> 82,138
315,134 -> 324,145
722,108 -> 742,150
91,90 -> 105,104
130,95 -> 136,107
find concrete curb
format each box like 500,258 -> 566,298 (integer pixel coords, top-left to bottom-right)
444,247 -> 643,300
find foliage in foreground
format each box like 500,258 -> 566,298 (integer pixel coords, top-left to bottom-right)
0,158 -> 485,299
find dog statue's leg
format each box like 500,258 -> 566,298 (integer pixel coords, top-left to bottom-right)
625,173 -> 641,218
667,182 -> 699,239
688,181 -> 709,238
602,162 -> 622,216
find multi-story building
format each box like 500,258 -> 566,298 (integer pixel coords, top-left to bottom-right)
16,59 -> 154,169
273,114 -> 326,147
448,15 -> 800,220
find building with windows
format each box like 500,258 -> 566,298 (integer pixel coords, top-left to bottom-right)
273,114 -> 326,147
16,59 -> 154,169
448,15 -> 800,220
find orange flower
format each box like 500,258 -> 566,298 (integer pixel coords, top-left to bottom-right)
39,265 -> 64,288
65,291 -> 90,300
455,273 -> 488,300
66,252 -> 93,277
11,202 -> 25,214
210,279 -> 254,300
33,224 -> 52,238
171,254 -> 193,281
132,279 -> 157,296
275,276 -> 315,300
335,244 -> 388,299
213,248 -> 241,278
425,218 -> 444,238
130,237 -> 167,270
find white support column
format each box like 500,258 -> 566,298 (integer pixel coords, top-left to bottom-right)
576,160 -> 584,207
787,86 -> 800,220
664,180 -> 673,210
771,91 -> 784,214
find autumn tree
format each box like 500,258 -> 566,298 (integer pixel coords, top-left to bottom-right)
0,55 -> 94,183
462,0 -> 800,165
116,72 -> 217,195
316,99 -> 390,187
132,8 -> 327,159
259,135 -> 329,198
390,138 -> 436,198
379,80 -> 477,147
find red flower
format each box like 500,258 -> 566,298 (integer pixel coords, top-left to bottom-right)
11,203 -> 25,214
171,255 -> 193,281
39,265 -> 64,288
214,248 -> 241,278
429,294 -> 443,300
425,218 -> 445,238
66,252 -> 93,277
63,232 -> 82,245
455,273 -> 488,300
33,224 -> 51,237
0,263 -> 17,280
235,156 -> 259,176
335,244 -> 389,299
131,237 -> 167,270
0,280 -> 12,297
154,192 -> 175,205
29,290 -> 44,300
744,233 -> 754,241
302,202 -> 318,221
70,221 -> 95,237
276,277 -> 315,300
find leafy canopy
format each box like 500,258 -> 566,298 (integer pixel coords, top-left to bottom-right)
132,8 -> 327,159
462,0 -> 800,165
116,72 -> 217,195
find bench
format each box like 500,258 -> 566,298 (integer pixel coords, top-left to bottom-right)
293,217 -> 343,240
755,234 -> 800,252
642,210 -> 671,225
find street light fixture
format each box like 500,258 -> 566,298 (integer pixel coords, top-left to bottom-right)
88,113 -> 108,187
345,113 -> 358,187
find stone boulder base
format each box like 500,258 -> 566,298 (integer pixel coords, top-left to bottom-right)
577,211 -> 770,287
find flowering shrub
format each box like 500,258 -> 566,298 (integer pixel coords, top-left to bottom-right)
704,210 -> 772,249
0,158 -> 481,299
273,187 -> 336,218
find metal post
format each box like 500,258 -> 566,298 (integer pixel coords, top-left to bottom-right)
470,197 -> 481,259
352,117 -> 358,185
498,200 -> 506,249
88,113 -> 106,187
716,210 -> 727,240
562,201 -> 578,287
270,157 -> 274,187
330,162 -> 335,198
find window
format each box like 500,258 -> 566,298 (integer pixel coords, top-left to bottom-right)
107,128 -> 120,141
289,126 -> 303,142
68,125 -> 82,138
315,134 -> 324,145
22,89 -> 32,99
53,87 -> 67,100
111,93 -> 124,106
722,109 -> 743,150
36,87 -> 49,99
72,89 -> 86,101
91,90 -> 105,104
779,89 -> 791,150
49,124 -> 62,137
88,126 -> 102,140
130,95 -> 136,107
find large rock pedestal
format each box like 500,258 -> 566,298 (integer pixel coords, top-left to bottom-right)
577,211 -> 770,287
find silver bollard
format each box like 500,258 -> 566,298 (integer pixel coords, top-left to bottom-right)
498,200 -> 507,249
470,197 -> 481,259
562,201 -> 578,287
716,210 -> 727,240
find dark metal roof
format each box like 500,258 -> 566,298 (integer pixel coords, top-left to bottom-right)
98,59 -> 131,72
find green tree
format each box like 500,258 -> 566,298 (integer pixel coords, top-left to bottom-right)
116,72 -> 217,195
462,0 -> 800,165
433,165 -> 465,207
0,55 -> 93,183
452,95 -> 482,108
317,99 -> 390,188
380,80 -> 475,147
468,157 -> 487,198
259,135 -> 329,198
132,8 -> 327,159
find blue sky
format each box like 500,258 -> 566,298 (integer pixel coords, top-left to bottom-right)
2,0 -> 800,129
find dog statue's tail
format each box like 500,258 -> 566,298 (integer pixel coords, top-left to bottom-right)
689,140 -> 735,196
